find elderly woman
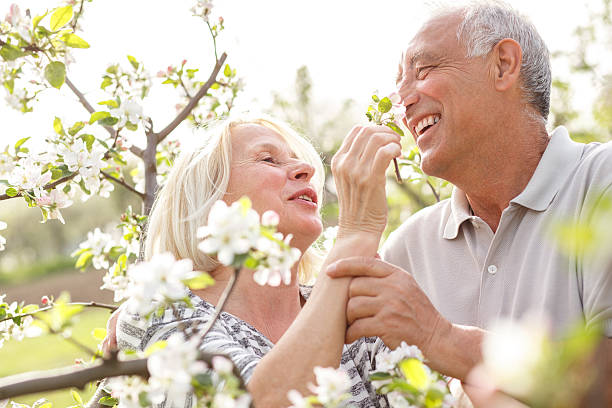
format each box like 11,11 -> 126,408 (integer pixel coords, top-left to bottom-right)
115,114 -> 401,407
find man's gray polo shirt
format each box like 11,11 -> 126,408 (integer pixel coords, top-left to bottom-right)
382,126 -> 612,337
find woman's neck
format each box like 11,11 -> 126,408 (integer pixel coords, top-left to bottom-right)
191,265 -> 303,343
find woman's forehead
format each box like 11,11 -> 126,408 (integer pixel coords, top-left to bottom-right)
231,123 -> 296,157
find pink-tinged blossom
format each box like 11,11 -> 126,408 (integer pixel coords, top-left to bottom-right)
5,4 -> 32,43
8,158 -> 52,194
35,189 -> 73,224
261,210 -> 279,227
308,366 -> 351,405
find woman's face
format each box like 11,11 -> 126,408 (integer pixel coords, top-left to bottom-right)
224,124 -> 323,252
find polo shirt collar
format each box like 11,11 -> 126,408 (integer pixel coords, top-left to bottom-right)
443,187 -> 472,239
442,126 -> 584,240
511,126 -> 584,211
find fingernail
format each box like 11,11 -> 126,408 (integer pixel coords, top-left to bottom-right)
326,262 -> 337,276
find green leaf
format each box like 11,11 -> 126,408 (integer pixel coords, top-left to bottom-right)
224,63 -> 232,77
97,99 -> 119,108
14,137 -> 30,151
89,111 -> 110,124
127,55 -> 139,70
21,304 -> 39,314
68,121 -> 85,136
369,371 -> 393,381
62,33 -> 90,49
0,44 -> 25,61
75,251 -> 93,270
99,116 -> 119,127
92,327 -> 107,340
98,396 -> 118,407
6,188 -> 18,197
32,12 -> 49,29
50,6 -> 73,31
51,167 -> 63,179
53,117 -> 64,135
4,78 -> 14,94
79,134 -> 95,152
385,122 -> 404,136
100,76 -> 113,90
378,97 -> 392,113
125,122 -> 138,131
44,61 -> 66,89
399,358 -> 429,390
184,272 -> 215,290
71,389 -> 83,406
372,94 -> 380,103
211,82 -> 220,90
144,340 -> 167,356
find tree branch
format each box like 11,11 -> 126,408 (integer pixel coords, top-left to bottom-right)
101,171 -> 145,199
0,301 -> 117,324
155,52 -> 227,144
196,269 -> 237,343
0,357 -> 149,400
0,172 -> 78,201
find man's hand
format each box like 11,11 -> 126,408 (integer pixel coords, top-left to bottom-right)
327,256 -> 484,380
326,256 -> 447,350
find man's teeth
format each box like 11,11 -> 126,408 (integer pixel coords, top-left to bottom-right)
415,115 -> 440,135
298,194 -> 313,202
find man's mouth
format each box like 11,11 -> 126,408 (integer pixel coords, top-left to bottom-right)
414,114 -> 441,137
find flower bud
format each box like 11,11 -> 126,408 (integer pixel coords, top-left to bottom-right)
41,295 -> 50,305
261,210 -> 279,227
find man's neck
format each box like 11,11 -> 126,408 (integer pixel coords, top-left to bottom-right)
456,124 -> 550,232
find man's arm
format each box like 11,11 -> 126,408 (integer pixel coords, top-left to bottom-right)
326,256 -> 484,380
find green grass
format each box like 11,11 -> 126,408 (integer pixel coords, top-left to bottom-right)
1,308 -> 113,407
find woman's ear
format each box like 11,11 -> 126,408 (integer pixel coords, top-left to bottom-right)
492,38 -> 522,92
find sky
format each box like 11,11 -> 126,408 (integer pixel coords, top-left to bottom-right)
0,0 -> 605,148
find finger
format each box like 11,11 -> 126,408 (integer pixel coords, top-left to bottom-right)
359,131 -> 401,162
371,142 -> 402,177
335,125 -> 363,156
345,317 -> 381,344
346,126 -> 399,163
346,295 -> 379,325
349,276 -> 384,297
326,256 -> 394,279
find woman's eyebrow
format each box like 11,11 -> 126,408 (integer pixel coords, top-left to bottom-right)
249,142 -> 296,158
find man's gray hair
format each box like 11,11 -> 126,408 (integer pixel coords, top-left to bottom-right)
451,1 -> 551,119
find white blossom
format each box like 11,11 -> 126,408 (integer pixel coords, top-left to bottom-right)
100,271 -> 130,302
105,376 -> 150,408
110,98 -> 145,128
211,394 -> 251,408
375,342 -> 424,372
308,366 -> 350,406
8,158 -> 51,194
252,233 -> 301,286
4,87 -> 25,110
79,227 -> 114,261
147,334 -> 207,405
482,316 -> 547,397
0,221 -> 6,251
287,390 -> 310,408
0,300 -> 33,348
124,253 -> 195,316
198,200 -> 260,266
4,4 -> 32,43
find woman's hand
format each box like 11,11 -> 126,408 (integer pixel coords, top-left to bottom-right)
331,125 -> 401,239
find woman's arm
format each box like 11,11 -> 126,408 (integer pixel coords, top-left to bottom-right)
247,125 -> 401,407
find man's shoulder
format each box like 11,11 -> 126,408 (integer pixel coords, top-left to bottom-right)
577,139 -> 612,187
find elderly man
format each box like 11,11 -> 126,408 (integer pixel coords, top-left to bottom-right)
328,0 -> 612,394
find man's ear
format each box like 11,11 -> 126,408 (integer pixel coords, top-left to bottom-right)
491,38 -> 522,92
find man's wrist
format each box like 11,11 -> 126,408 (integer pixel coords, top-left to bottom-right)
428,322 -> 485,381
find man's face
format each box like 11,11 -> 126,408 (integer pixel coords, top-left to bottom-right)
397,13 -> 496,180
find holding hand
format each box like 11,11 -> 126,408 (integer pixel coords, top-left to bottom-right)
331,125 -> 401,239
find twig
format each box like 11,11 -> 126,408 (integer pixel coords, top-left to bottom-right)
0,172 -> 78,201
101,170 -> 145,199
38,320 -> 99,358
155,52 -> 227,144
0,301 -> 117,324
426,179 -> 441,202
71,0 -> 86,31
64,76 -> 115,137
196,269 -> 237,344
393,158 -> 402,183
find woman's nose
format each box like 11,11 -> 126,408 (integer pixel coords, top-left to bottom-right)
288,160 -> 315,181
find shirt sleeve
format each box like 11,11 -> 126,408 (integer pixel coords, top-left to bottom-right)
582,186 -> 612,337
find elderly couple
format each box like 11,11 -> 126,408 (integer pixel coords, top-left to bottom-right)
105,2 -> 612,407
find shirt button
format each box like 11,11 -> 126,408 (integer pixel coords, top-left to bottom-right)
487,265 -> 498,275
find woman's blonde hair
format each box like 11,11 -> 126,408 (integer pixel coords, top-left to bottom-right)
144,113 -> 325,284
